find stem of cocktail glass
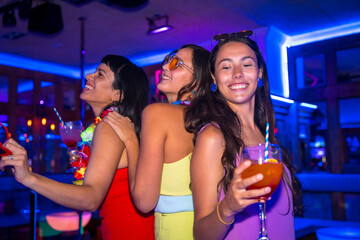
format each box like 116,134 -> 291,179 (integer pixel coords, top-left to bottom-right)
258,201 -> 269,240
77,210 -> 83,240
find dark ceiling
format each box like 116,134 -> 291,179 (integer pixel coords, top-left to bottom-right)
0,0 -> 360,69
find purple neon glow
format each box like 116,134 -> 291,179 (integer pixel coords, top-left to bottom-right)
155,69 -> 162,96
148,26 -> 172,34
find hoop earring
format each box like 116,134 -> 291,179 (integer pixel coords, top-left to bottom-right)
257,77 -> 264,87
211,83 -> 217,92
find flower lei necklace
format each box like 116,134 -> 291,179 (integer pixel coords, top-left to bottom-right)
71,106 -> 117,185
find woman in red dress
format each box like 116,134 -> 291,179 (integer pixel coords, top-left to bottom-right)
0,55 -> 154,239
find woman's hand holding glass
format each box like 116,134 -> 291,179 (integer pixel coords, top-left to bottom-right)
0,138 -> 33,184
220,160 -> 271,219
240,143 -> 283,240
58,121 -> 84,173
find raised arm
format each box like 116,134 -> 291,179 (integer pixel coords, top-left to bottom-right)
191,124 -> 271,240
0,121 -> 125,212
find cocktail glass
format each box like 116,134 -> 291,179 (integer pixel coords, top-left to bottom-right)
59,121 -> 83,149
240,143 -> 283,240
59,121 -> 85,239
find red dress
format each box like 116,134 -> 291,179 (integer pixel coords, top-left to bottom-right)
99,168 -> 155,240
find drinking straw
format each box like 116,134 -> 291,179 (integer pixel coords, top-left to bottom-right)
53,108 -> 64,126
264,122 -> 269,160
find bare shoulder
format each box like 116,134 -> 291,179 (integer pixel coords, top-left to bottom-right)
93,120 -> 121,143
143,103 -> 186,121
196,123 -> 224,147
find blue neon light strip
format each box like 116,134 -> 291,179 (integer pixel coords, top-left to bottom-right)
271,95 -> 317,110
0,52 -> 80,79
280,21 -> 360,99
300,102 -> 318,109
271,94 -> 294,104
280,40 -> 290,98
130,51 -> 170,67
287,21 -> 360,47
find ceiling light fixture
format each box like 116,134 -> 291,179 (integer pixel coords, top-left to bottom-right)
146,14 -> 172,35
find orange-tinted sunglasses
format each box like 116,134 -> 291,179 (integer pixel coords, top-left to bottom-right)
167,55 -> 193,73
0,123 -> 12,157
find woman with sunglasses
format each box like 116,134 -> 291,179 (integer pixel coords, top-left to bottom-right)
185,33 -> 301,239
0,55 -> 155,240
103,44 -> 211,239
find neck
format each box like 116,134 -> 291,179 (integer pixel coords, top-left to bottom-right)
166,94 -> 177,104
90,104 -> 107,118
229,100 -> 256,130
166,93 -> 191,104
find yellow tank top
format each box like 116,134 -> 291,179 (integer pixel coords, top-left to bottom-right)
159,153 -> 192,196
155,153 -> 194,240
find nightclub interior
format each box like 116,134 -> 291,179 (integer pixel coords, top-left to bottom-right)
0,0 -> 360,239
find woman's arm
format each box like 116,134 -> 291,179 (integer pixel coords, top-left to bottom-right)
191,125 -> 271,240
130,104 -> 169,212
0,121 -> 125,212
105,104 -> 169,212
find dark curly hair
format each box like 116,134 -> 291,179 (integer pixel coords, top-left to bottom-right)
185,36 -> 302,215
101,55 -> 149,139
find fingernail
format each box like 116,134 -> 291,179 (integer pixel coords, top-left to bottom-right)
257,174 -> 263,180
244,161 -> 251,166
265,187 -> 271,193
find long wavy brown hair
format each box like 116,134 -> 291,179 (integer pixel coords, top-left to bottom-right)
185,36 -> 302,215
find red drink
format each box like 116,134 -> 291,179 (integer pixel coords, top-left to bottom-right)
59,121 -> 83,149
242,161 -> 283,200
62,139 -> 79,149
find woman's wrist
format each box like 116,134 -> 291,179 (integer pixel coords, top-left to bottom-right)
217,200 -> 235,226
21,170 -> 37,188
122,132 -> 138,147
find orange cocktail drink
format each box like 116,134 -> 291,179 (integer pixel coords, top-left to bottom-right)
241,160 -> 283,200
241,143 -> 283,239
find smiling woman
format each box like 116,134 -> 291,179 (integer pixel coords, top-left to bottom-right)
103,45 -> 212,240
80,62 -> 119,117
185,34 -> 302,240
0,55 -> 155,240
212,41 -> 262,108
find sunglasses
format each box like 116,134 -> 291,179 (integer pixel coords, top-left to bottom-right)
213,30 -> 254,42
166,55 -> 193,73
0,123 -> 12,157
